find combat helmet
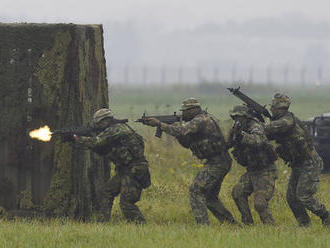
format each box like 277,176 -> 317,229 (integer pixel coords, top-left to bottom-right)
180,97 -> 201,111
230,105 -> 253,118
93,108 -> 114,124
271,93 -> 291,109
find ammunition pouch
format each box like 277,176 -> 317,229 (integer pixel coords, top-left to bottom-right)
275,137 -> 311,165
233,143 -> 277,169
190,139 -> 223,159
177,135 -> 190,148
274,112 -> 315,166
106,134 -> 145,165
131,162 -> 151,189
232,147 -> 248,166
264,144 -> 278,163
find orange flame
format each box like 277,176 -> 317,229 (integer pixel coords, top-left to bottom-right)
29,125 -> 53,142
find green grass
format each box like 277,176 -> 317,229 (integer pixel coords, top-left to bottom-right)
2,83 -> 330,247
1,219 -> 330,248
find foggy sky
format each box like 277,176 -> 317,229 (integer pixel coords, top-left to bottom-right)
1,0 -> 330,83
2,0 -> 330,29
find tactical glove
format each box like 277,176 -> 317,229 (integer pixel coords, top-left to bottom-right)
62,133 -> 78,142
143,118 -> 160,127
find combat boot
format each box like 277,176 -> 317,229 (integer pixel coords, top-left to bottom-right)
321,212 -> 330,226
97,211 -> 110,223
97,203 -> 111,223
297,216 -> 311,227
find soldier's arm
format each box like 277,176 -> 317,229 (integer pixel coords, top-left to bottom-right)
75,125 -> 127,149
226,128 -> 235,148
264,114 -> 294,136
241,123 -> 267,146
160,117 -> 202,137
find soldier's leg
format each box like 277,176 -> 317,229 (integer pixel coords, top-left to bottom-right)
251,170 -> 277,225
232,172 -> 254,225
98,174 -> 121,222
296,161 -> 329,225
286,168 -> 310,226
205,170 -> 237,224
119,174 -> 146,224
189,169 -> 210,225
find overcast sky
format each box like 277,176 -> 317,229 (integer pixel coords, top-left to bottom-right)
2,0 -> 330,84
2,0 -> 330,29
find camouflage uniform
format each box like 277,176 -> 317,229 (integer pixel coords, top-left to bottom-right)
265,94 -> 330,226
159,98 -> 235,225
75,109 -> 151,223
229,105 -> 278,225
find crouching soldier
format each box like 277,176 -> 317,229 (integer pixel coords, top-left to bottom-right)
265,93 -> 330,227
142,98 -> 236,225
70,108 -> 151,224
229,105 -> 278,225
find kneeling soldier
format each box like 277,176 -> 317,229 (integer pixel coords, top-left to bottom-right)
229,105 -> 278,225
143,98 -> 236,225
71,108 -> 151,223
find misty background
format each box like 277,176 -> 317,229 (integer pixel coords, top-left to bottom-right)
1,0 -> 330,85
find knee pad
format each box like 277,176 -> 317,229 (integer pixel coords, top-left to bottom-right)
254,193 -> 267,213
231,185 -> 243,200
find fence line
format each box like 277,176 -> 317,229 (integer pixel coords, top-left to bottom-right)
109,65 -> 330,86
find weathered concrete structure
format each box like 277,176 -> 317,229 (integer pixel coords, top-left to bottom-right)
0,23 -> 109,219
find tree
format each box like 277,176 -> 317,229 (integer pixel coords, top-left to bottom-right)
0,23 -> 109,219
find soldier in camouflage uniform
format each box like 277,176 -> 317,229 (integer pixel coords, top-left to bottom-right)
229,105 -> 278,225
72,108 -> 151,223
265,93 -> 330,227
143,98 -> 236,225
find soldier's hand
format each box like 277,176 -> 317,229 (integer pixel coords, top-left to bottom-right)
232,121 -> 243,143
143,118 -> 160,127
233,120 -> 242,132
61,133 -> 78,142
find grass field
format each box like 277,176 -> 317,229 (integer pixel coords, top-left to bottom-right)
1,83 -> 330,248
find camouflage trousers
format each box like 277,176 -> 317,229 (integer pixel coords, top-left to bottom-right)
287,156 -> 328,226
98,163 -> 150,224
232,168 -> 277,225
189,156 -> 236,225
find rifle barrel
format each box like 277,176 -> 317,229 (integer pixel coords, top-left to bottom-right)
227,87 -> 272,119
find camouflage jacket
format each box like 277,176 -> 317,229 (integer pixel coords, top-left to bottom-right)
265,111 -> 318,166
229,119 -> 277,172
75,123 -> 146,169
160,113 -> 231,161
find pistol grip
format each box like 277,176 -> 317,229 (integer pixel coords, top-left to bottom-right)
155,125 -> 162,138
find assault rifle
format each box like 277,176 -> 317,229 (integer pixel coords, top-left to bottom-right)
53,118 -> 128,141
227,87 -> 272,122
136,112 -> 181,138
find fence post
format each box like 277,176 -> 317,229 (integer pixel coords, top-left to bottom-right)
283,64 -> 289,85
213,67 -> 219,83
178,66 -> 183,84
248,66 -> 254,84
161,65 -> 166,85
197,67 -> 202,84
124,65 -> 129,84
300,66 -> 306,85
317,66 -> 323,85
142,66 -> 148,85
231,63 -> 237,83
266,65 -> 272,85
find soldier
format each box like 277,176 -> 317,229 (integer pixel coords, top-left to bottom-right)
265,93 -> 330,227
229,105 -> 278,225
70,108 -> 151,224
143,98 -> 236,225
